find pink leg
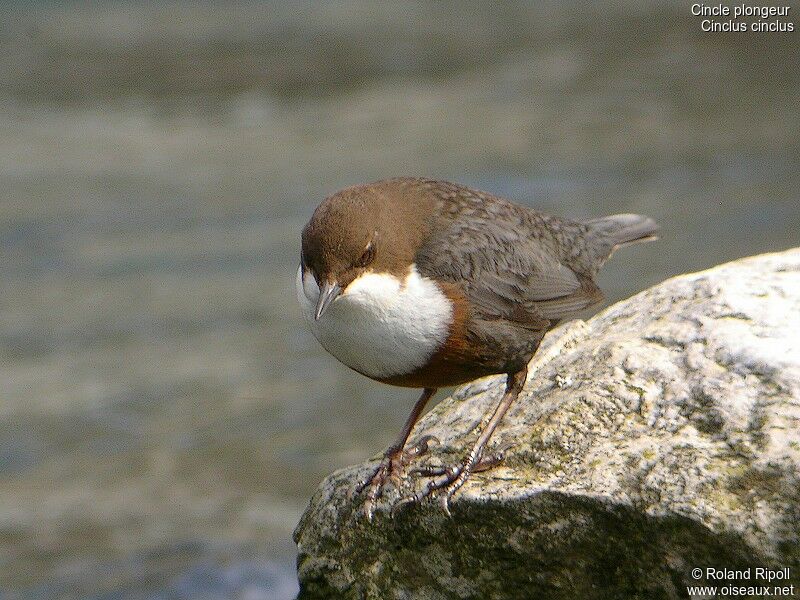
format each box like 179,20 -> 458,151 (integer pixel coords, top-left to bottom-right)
358,387 -> 437,520
405,366 -> 527,514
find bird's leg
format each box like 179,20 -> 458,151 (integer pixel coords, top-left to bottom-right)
404,366 -> 527,515
357,387 -> 437,520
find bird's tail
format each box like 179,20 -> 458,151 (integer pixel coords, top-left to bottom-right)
583,213 -> 659,251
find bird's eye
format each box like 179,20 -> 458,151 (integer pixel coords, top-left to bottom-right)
357,242 -> 375,268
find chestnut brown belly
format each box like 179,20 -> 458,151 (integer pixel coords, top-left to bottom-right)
376,356 -> 500,388
374,323 -> 547,388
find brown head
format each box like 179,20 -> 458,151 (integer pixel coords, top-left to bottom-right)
300,179 -> 435,319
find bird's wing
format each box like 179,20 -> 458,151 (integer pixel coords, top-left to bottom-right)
415,216 -> 603,328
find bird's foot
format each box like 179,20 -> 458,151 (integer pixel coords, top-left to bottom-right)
397,441 -> 512,516
355,435 -> 438,520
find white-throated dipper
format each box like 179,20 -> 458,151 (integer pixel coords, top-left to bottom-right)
296,177 -> 658,518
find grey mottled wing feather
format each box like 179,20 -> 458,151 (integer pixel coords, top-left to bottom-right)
415,215 -> 603,328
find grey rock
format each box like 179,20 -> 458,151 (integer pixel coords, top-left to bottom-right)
294,249 -> 800,599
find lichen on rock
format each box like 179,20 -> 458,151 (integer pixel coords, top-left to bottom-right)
294,249 -> 800,599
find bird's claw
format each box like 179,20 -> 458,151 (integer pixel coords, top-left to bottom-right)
357,434 -> 510,520
359,457 -> 399,521
400,442 -> 512,515
356,435 -> 440,521
395,461 -> 466,517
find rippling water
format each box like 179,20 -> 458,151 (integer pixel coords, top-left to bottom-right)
1,1 -> 798,598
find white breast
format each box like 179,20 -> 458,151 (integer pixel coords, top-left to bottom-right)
295,264 -> 453,379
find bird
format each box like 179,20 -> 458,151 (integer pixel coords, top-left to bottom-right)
296,177 -> 658,518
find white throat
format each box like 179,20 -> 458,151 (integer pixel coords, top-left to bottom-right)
296,264 -> 453,379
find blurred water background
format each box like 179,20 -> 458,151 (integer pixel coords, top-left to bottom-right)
0,1 -> 797,598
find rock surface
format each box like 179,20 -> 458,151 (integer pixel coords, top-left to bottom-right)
294,249 -> 800,599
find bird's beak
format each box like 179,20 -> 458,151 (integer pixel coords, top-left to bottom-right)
314,280 -> 342,320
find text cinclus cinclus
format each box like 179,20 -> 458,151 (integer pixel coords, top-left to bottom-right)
296,177 -> 659,518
